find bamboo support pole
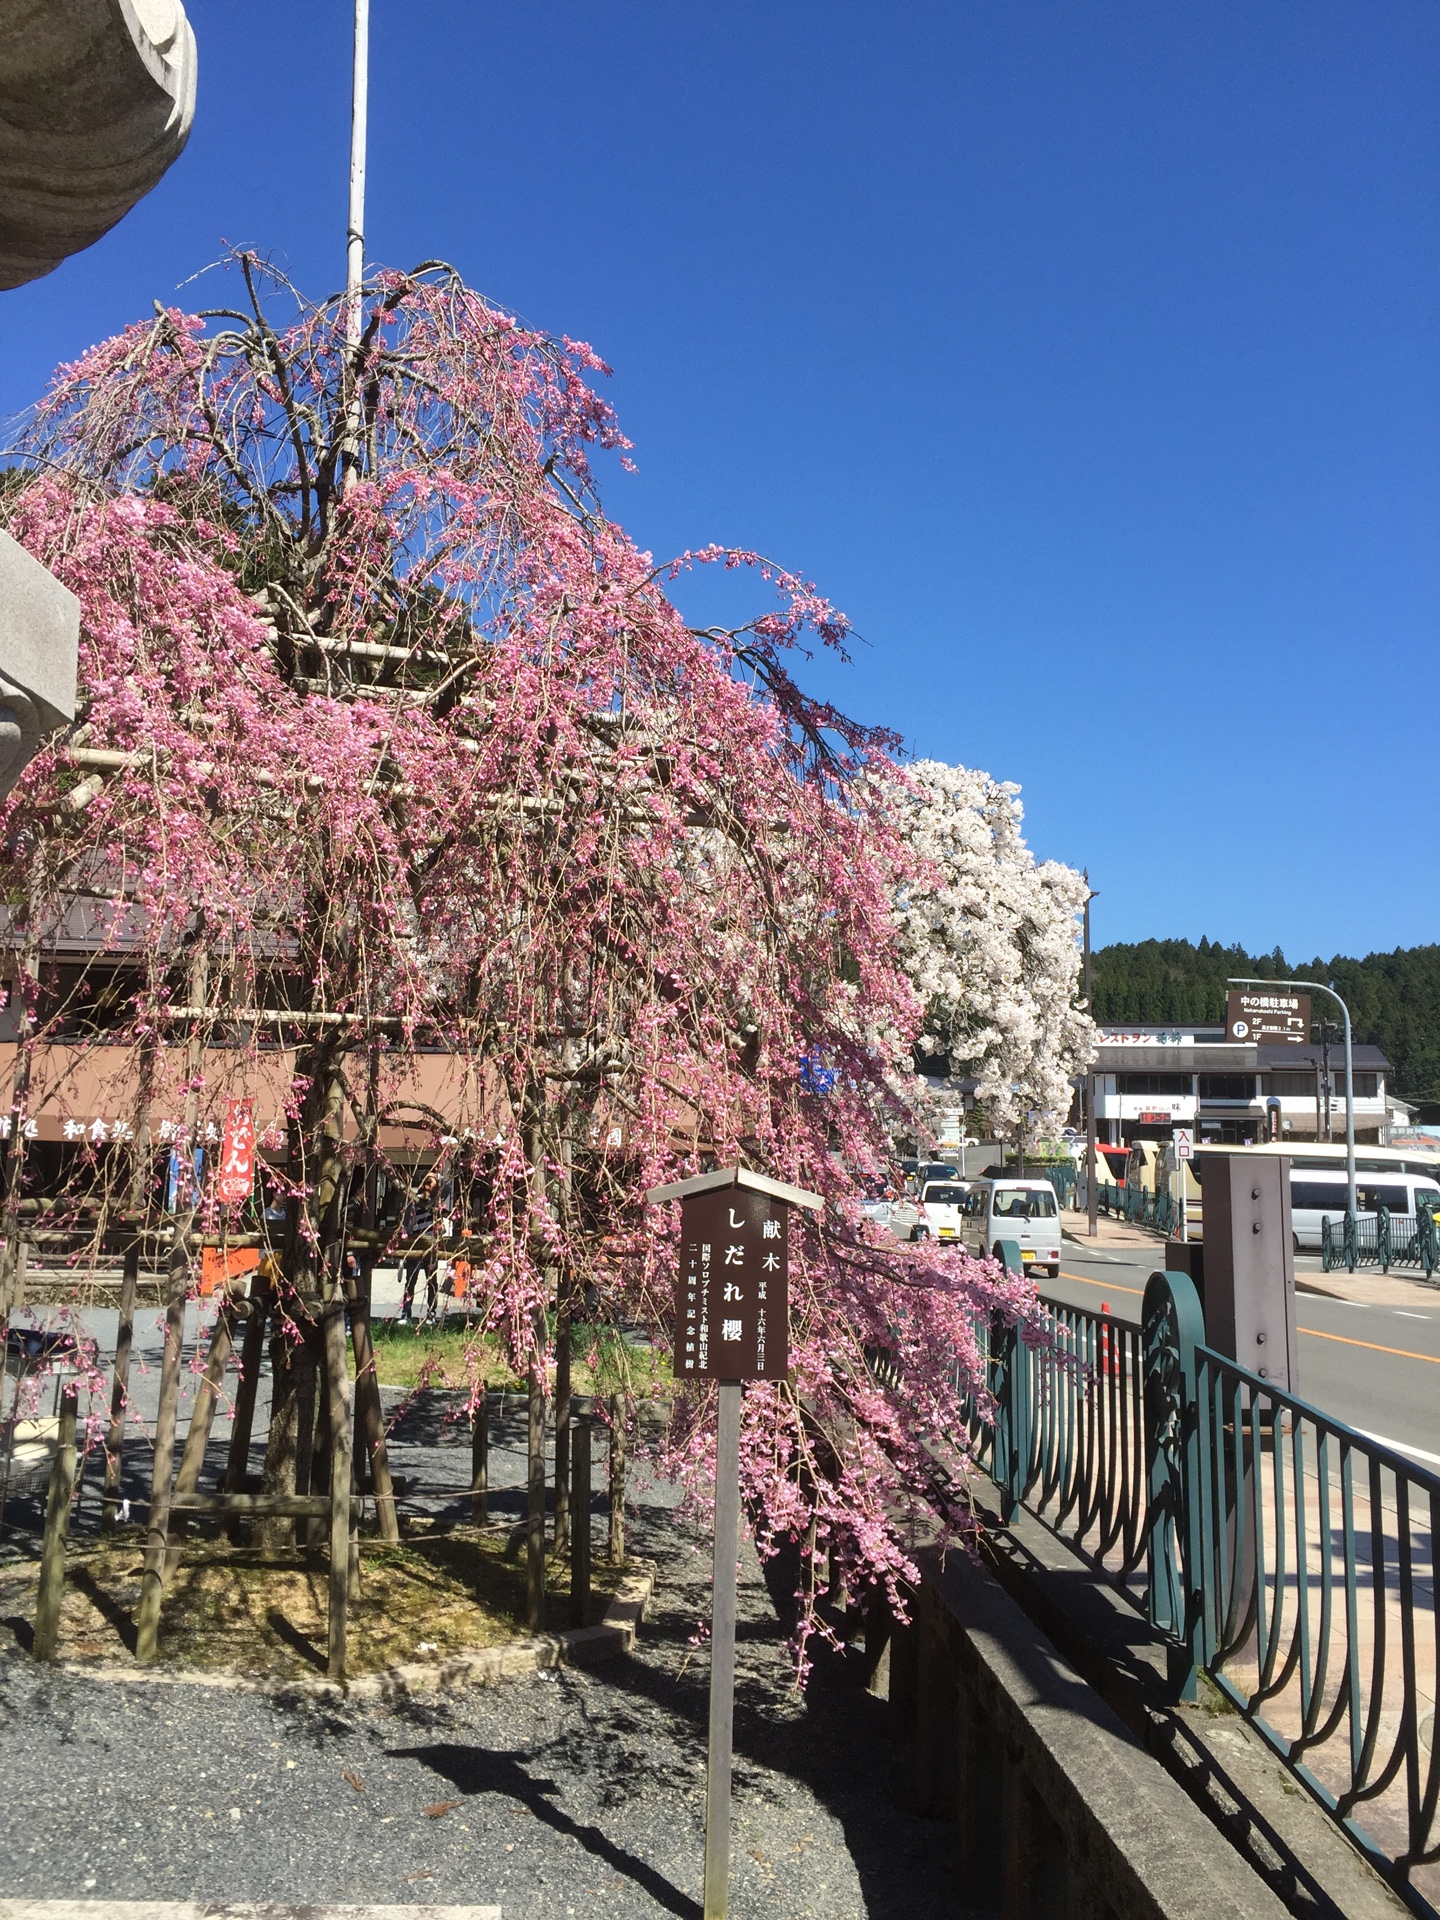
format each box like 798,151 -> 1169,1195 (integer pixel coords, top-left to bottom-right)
527,1352 -> 546,1632
164,1298 -> 240,1578
134,951 -> 207,1661
101,1241 -> 139,1529
470,1387 -> 488,1524
553,1306 -> 571,1554
32,1384 -> 78,1662
609,1392 -> 627,1566
570,1415 -> 591,1628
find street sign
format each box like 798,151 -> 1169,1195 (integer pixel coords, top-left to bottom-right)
1226,988 -> 1310,1045
217,1097 -> 256,1205
648,1165 -> 821,1920
1173,1128 -> 1193,1162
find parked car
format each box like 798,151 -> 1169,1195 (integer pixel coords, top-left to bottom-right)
919,1180 -> 969,1244
1287,1169 -> 1440,1251
961,1178 -> 1064,1277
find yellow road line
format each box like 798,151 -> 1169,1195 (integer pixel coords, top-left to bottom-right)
1299,1326 -> 1440,1366
1056,1268 -> 1440,1367
1057,1270 -> 1142,1297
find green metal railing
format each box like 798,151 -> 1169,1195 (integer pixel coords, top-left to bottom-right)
1321,1209 -> 1440,1278
1096,1179 -> 1177,1235
965,1260 -> 1440,1912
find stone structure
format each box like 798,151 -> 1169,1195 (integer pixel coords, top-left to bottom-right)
0,531 -> 78,799
0,0 -> 197,289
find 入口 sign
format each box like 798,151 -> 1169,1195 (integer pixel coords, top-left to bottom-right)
1226,988 -> 1311,1045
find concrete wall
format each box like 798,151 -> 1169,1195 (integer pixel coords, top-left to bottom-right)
889,1544 -> 1289,1920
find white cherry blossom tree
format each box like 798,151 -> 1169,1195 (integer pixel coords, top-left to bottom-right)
890,759 -> 1095,1136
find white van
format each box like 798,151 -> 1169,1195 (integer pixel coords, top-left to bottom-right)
1290,1170 -> 1440,1251
962,1178 -> 1063,1277
918,1179 -> 969,1244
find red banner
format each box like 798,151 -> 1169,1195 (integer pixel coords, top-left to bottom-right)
217,1097 -> 256,1205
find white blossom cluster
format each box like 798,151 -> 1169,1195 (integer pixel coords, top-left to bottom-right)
889,759 -> 1096,1134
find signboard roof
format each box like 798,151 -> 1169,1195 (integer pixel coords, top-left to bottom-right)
647,1165 -> 823,1212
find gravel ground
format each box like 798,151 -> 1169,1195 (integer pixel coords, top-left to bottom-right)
0,1504 -> 965,1918
0,1294 -> 969,1918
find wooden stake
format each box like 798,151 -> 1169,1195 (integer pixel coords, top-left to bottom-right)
32,1384 -> 78,1662
570,1413 -> 591,1627
346,1261 -> 398,1541
135,949 -> 206,1661
703,1379 -> 742,1920
133,1244 -> 191,1661
470,1386 -> 488,1524
526,1353 -> 545,1632
101,1241 -> 139,1529
164,1297 -> 239,1577
608,1391 -> 627,1566
553,1304 -> 571,1554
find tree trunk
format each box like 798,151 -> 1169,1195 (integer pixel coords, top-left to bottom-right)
258,1316 -> 303,1551
346,1260 -> 398,1541
224,1265 -> 271,1494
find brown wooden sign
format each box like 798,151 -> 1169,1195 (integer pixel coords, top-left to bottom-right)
1225,988 -> 1311,1045
674,1185 -> 788,1381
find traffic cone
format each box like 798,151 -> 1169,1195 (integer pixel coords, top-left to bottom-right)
1100,1302 -> 1111,1377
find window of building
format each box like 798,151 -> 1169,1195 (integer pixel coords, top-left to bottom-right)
1198,1074 -> 1253,1101
1115,1073 -> 1191,1096
1268,1071 -> 1319,1097
1331,1073 -> 1380,1099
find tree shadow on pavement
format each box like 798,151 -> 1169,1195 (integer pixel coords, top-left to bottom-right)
385,1737 -> 702,1919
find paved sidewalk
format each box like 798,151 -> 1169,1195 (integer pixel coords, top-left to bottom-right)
1061,1214 -> 1167,1251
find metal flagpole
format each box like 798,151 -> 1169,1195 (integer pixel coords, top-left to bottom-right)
344,0 -> 370,486
704,1378 -> 742,1919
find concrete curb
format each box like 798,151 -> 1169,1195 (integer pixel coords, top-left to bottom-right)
41,1564 -> 654,1701
0,1906 -> 501,1919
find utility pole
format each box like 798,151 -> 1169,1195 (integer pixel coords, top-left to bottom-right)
1230,976 -> 1356,1219
343,0 -> 370,486
1084,874 -> 1098,1239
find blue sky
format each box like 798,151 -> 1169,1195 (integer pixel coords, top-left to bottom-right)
3,1 -> 1436,959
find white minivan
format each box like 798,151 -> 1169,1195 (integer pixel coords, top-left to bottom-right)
918,1179 -> 969,1244
1290,1170 -> 1440,1251
963,1178 -> 1064,1277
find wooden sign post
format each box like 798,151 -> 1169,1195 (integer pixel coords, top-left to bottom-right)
648,1166 -> 823,1920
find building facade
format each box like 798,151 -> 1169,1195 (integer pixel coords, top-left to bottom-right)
1085,1025 -> 1392,1147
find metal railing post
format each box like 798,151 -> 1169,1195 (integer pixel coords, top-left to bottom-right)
989,1240 -> 1030,1521
1142,1269 -> 1207,1701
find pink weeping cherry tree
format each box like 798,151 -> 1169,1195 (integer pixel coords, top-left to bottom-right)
0,256 -> 1043,1662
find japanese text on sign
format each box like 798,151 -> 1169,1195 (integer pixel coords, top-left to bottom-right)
673,1187 -> 789,1381
216,1097 -> 256,1205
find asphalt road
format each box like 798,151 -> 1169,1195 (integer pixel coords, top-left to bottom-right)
1046,1241 -> 1440,1464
